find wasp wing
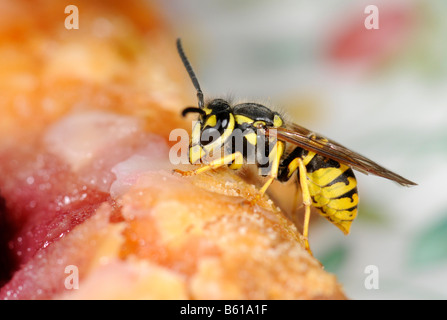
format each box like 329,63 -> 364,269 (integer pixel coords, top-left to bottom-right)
268,122 -> 416,187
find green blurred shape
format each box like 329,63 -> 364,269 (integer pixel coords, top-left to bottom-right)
357,203 -> 388,225
408,213 -> 447,268
318,244 -> 348,275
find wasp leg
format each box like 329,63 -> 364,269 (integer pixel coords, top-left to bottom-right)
255,141 -> 285,200
291,182 -> 301,227
297,158 -> 313,255
173,152 -> 243,176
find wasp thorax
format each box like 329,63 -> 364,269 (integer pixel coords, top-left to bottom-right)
206,99 -> 231,112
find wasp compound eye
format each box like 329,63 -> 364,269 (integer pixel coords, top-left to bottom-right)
200,112 -> 230,146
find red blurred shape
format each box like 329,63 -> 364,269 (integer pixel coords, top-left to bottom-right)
329,5 -> 414,66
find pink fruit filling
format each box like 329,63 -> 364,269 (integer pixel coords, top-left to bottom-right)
0,111 -> 170,298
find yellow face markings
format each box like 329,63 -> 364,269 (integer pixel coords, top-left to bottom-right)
203,107 -> 213,115
202,113 -> 235,154
204,114 -> 217,128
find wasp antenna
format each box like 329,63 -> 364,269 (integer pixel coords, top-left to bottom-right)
176,38 -> 204,109
181,106 -> 206,117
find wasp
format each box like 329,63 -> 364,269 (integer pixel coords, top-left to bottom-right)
174,39 -> 416,254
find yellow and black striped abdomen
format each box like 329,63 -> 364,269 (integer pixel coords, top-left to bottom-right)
303,151 -> 358,234
279,148 -> 359,234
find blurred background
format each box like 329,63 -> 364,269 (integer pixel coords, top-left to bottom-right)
158,0 -> 447,299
